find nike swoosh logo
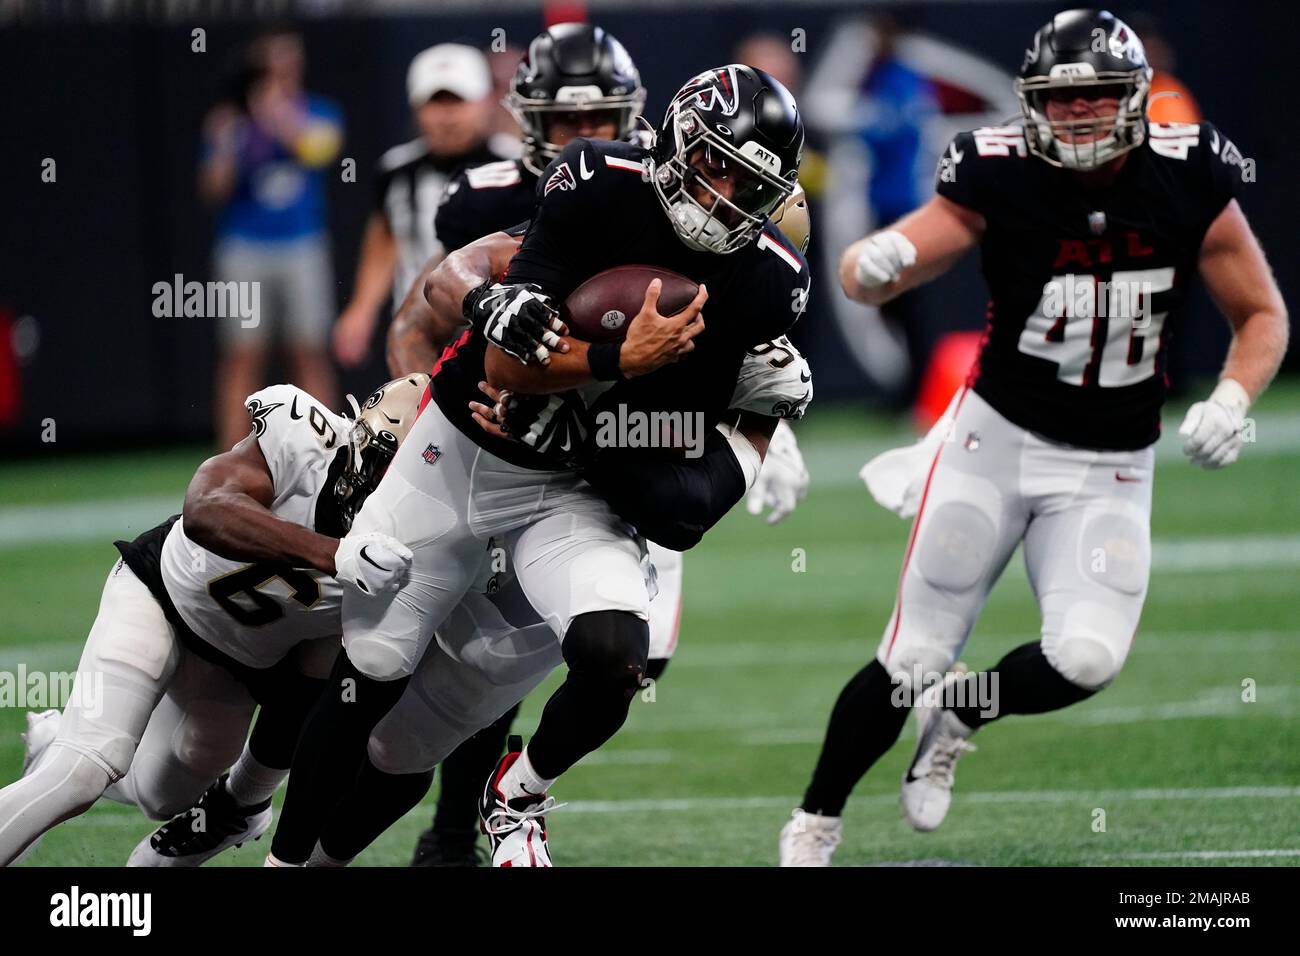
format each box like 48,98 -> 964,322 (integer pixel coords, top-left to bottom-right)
949,143 -> 964,163
579,152 -> 594,180
290,396 -> 303,420
559,435 -> 571,451
1115,471 -> 1143,483
799,370 -> 811,383
359,546 -> 388,570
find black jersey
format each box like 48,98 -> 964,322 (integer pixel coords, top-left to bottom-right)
434,158 -> 538,255
937,121 -> 1245,450
374,138 -> 506,308
431,137 -> 811,469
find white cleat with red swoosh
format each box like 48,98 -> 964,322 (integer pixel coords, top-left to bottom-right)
479,737 -> 560,867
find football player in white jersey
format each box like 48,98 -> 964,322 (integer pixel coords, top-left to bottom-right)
0,377 -> 424,866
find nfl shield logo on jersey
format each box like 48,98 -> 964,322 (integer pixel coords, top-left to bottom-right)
421,443 -> 441,465
1088,211 -> 1107,235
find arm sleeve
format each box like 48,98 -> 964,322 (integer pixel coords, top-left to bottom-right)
583,427 -> 756,551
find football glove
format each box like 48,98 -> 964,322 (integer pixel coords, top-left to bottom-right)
854,230 -> 917,289
746,419 -> 809,524
1178,378 -> 1250,469
495,389 -> 592,467
465,281 -> 565,366
335,531 -> 413,596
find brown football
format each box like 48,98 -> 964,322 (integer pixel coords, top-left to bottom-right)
561,265 -> 699,343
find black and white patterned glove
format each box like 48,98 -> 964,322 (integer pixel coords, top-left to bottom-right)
463,281 -> 566,366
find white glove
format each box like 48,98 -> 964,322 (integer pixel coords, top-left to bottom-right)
854,230 -> 917,289
334,531 -> 414,595
1178,379 -> 1250,469
747,420 -> 809,524
860,391 -> 959,518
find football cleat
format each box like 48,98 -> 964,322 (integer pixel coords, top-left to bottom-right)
410,827 -> 486,867
901,669 -> 977,832
778,808 -> 842,867
479,736 -> 560,867
127,774 -> 272,867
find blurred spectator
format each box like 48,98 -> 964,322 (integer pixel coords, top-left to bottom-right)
1130,16 -> 1201,124
332,44 -> 506,368
856,15 -> 937,227
200,29 -> 343,450
487,42 -> 526,156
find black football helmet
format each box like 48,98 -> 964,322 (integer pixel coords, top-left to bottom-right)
652,65 -> 804,254
1015,9 -> 1152,170
507,23 -> 646,176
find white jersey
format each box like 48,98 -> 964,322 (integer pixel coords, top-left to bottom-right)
730,336 -> 813,420
159,385 -> 351,670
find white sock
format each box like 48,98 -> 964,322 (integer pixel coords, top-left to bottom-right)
225,746 -> 286,807
498,747 -> 556,802
264,851 -> 303,867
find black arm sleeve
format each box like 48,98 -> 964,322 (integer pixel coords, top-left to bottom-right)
583,430 -> 747,551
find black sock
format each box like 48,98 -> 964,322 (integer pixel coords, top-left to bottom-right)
319,758 -> 434,862
246,672 -> 328,770
526,612 -> 647,780
948,642 -> 1096,731
270,652 -> 409,864
430,703 -> 520,836
645,657 -> 670,682
801,659 -> 909,817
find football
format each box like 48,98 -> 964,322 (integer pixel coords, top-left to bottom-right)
561,265 -> 699,343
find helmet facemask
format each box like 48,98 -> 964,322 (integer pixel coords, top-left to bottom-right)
652,108 -> 796,255
508,87 -> 645,176
1016,70 -> 1150,170
332,373 -> 429,533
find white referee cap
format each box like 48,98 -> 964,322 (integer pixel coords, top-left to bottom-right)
407,43 -> 492,107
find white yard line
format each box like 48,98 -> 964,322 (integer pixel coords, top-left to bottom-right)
52,785 -> 1300,825
1107,849 -> 1300,860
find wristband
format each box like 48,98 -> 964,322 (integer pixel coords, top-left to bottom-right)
461,280 -> 494,325
1209,378 -> 1251,418
587,341 -> 625,382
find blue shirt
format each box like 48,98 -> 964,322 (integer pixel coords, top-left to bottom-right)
212,94 -> 342,243
858,59 -> 936,225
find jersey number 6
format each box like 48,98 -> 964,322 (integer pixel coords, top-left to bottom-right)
208,563 -> 322,627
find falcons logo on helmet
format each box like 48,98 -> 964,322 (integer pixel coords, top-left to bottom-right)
674,66 -> 741,117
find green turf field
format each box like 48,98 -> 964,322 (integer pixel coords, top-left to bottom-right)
1,386 -> 1297,867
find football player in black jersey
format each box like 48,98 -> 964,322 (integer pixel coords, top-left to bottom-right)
268,65 -> 810,867
385,23 -> 812,867
780,9 -> 1288,865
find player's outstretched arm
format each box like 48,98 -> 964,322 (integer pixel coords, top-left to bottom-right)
839,195 -> 985,306
183,433 -> 340,574
1179,199 -> 1290,469
1197,200 -> 1289,401
484,278 -> 707,394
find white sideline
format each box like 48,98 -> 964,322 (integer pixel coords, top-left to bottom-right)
1107,849 -> 1300,860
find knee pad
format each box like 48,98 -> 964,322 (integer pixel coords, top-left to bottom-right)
562,611 -> 649,697
346,637 -> 414,683
1043,602 -> 1130,690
